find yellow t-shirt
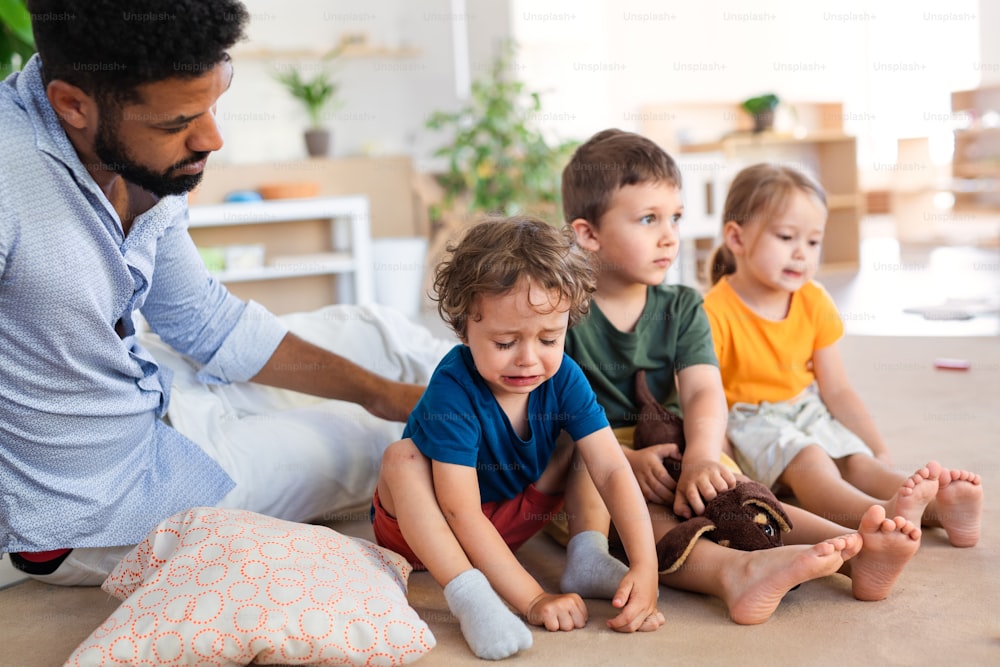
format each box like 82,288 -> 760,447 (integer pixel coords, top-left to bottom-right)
703,278 -> 844,407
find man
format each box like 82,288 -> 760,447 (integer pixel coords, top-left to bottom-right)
0,0 -> 448,585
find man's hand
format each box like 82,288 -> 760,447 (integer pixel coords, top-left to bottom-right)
625,444 -> 681,505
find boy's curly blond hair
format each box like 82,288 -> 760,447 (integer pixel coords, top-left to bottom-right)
434,216 -> 595,340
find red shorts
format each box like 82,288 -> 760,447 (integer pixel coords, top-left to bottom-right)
371,484 -> 564,570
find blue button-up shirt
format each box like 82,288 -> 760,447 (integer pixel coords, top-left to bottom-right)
0,56 -> 289,551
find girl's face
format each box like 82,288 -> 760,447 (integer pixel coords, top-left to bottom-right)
731,189 -> 827,294
463,280 -> 569,408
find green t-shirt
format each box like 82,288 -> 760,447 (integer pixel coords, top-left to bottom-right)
565,284 -> 718,427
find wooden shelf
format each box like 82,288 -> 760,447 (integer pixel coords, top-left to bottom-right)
231,45 -> 420,61
700,133 -> 861,268
827,193 -> 863,210
640,102 -> 860,271
951,84 -> 1000,209
188,197 -> 374,314
210,252 -> 356,283
953,126 -> 1000,138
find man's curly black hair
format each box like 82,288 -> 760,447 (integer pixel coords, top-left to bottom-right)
26,0 -> 249,104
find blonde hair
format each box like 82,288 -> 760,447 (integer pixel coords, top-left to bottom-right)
708,163 -> 827,285
434,216 -> 595,340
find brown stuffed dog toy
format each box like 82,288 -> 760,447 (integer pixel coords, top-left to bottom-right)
632,370 -> 792,573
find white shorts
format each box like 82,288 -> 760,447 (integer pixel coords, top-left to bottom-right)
727,389 -> 873,490
27,304 -> 455,586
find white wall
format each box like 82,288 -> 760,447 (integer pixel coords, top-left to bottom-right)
979,0 -> 1000,85
212,0 -> 987,191
510,0 -> 982,189
214,0 -> 510,167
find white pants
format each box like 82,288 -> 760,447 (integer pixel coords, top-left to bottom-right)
29,304 -> 455,586
727,389 -> 874,490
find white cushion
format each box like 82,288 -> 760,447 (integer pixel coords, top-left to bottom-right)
64,507 -> 435,666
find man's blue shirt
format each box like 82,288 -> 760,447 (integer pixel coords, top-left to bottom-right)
0,56 -> 288,551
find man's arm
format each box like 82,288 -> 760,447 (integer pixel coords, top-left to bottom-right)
251,331 -> 424,422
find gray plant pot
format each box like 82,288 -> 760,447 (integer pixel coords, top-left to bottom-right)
752,111 -> 775,133
304,128 -> 331,157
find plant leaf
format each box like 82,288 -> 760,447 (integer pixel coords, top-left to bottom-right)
0,0 -> 34,46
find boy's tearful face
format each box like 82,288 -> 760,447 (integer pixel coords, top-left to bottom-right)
463,280 -> 570,403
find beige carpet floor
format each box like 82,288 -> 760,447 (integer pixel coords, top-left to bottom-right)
2,335 -> 996,666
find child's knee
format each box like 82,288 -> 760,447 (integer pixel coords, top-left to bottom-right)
789,443 -> 830,468
836,452 -> 875,478
380,438 -> 427,480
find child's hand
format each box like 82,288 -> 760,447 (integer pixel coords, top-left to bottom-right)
525,592 -> 588,632
607,568 -> 663,633
674,459 -> 737,519
625,444 -> 680,504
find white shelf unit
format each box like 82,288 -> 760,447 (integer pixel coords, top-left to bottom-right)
666,153 -> 727,287
188,196 -> 375,307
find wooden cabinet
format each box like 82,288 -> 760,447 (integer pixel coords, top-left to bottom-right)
951,85 -> 1000,209
639,103 -> 860,271
682,131 -> 861,269
187,196 -> 374,315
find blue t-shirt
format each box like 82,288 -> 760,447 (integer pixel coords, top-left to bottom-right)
403,345 -> 609,503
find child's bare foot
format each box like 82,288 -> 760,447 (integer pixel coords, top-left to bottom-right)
724,534 -> 860,625
934,468 -> 982,547
849,505 -> 920,602
885,462 -> 940,528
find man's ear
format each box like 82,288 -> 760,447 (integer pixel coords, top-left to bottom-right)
570,217 -> 600,252
45,80 -> 98,130
722,221 -> 746,256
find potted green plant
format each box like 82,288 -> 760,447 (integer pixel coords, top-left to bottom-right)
273,51 -> 343,158
741,93 -> 780,133
425,41 -> 578,224
0,0 -> 35,76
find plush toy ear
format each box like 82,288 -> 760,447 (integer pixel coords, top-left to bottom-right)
655,518 -> 716,574
632,369 -> 686,457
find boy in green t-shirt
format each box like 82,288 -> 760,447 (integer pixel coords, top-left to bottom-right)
561,128 -> 923,624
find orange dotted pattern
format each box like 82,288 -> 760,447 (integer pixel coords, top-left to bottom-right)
64,507 -> 436,666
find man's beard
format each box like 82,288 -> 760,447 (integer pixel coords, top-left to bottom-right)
94,112 -> 208,198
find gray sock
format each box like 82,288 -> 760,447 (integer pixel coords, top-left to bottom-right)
560,530 -> 629,599
443,568 -> 532,660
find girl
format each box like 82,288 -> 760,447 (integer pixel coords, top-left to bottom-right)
703,163 -> 982,547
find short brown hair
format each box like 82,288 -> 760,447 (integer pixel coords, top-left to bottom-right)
561,128 -> 682,226
434,216 -> 594,340
708,163 -> 828,285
